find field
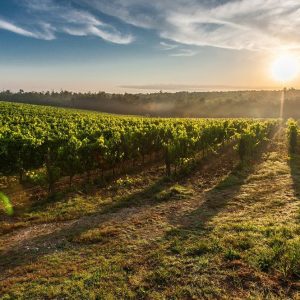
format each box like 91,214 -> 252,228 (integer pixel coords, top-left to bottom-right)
0,102 -> 300,299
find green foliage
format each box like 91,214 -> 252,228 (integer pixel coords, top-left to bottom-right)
238,121 -> 276,161
154,184 -> 193,201
224,248 -> 241,261
248,227 -> 300,277
24,170 -> 47,185
0,191 -> 13,216
287,118 -> 298,153
0,102 -> 278,189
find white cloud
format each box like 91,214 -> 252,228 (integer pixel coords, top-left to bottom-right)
0,19 -> 36,38
0,18 -> 55,40
2,0 -> 134,44
170,49 -> 198,57
4,0 -> 300,50
79,0 -> 300,51
159,42 -> 178,51
88,26 -> 134,44
34,23 -> 56,40
159,41 -> 198,56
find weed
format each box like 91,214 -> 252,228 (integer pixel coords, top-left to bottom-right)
224,248 -> 241,261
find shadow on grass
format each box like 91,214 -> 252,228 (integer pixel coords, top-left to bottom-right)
172,163 -> 252,231
289,154 -> 300,199
168,131 -> 277,233
0,133 -> 275,276
0,176 -> 174,275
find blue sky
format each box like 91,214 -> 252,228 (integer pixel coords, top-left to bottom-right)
0,0 -> 300,93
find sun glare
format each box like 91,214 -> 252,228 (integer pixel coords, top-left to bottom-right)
271,54 -> 299,83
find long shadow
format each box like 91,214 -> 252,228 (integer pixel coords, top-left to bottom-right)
20,160 -> 164,213
289,153 -> 300,199
0,176 -> 174,276
171,163 -> 251,231
0,133 -> 275,277
0,143 -> 235,275
167,130 -> 278,233
2,152 -> 164,218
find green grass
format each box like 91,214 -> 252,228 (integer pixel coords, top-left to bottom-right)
1,130 -> 300,299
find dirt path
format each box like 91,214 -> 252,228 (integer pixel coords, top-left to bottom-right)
1,128 -> 299,298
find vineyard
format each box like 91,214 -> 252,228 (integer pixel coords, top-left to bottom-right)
0,102 -> 277,192
1,102 -> 300,299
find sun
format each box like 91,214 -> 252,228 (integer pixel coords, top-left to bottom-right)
271,54 -> 299,83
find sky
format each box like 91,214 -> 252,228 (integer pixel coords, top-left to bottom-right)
1,0 -> 300,93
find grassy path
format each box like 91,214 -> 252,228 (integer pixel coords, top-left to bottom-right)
1,128 -> 300,299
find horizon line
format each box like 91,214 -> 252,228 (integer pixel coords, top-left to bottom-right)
0,86 -> 294,95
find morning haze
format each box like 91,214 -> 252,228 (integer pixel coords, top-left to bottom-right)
1,1 -> 300,299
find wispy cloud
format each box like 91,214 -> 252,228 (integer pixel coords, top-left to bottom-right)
0,19 -> 36,38
0,18 -> 55,40
79,0 -> 300,51
170,49 -> 198,57
3,0 -> 300,51
0,0 -> 134,44
159,42 -> 178,51
159,42 -> 198,57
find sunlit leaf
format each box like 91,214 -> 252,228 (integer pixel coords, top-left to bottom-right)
0,191 -> 13,216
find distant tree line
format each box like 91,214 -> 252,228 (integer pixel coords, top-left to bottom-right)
1,88 -> 300,118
